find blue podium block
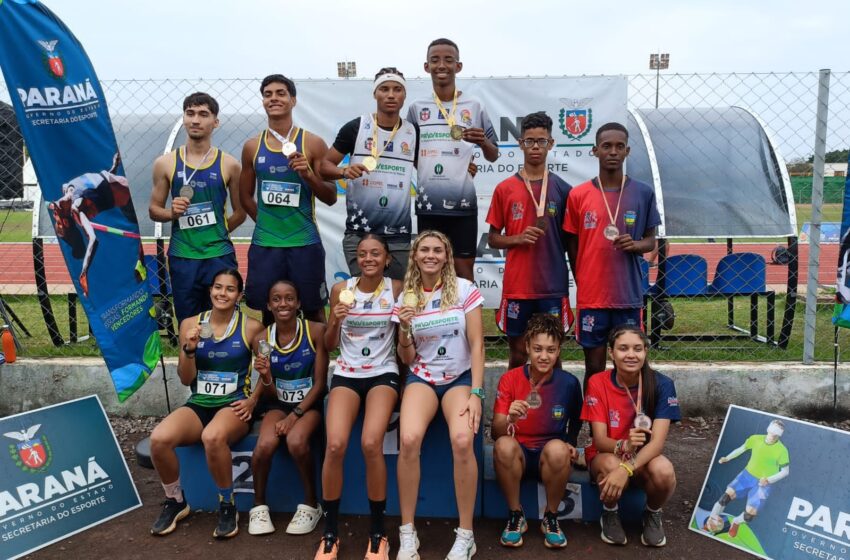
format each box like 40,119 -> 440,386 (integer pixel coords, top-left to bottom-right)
176,423 -> 321,513
480,444 -> 645,522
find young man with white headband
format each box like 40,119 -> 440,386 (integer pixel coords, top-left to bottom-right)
149,92 -> 244,323
321,67 -> 418,281
407,38 -> 499,281
239,74 -> 337,325
704,419 -> 790,539
563,122 -> 660,391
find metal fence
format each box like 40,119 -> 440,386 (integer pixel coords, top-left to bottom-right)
0,71 -> 848,362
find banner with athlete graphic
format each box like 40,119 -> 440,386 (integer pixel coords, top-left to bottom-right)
690,405 -> 850,560
0,395 -> 141,560
0,0 -> 161,401
833,151 -> 850,328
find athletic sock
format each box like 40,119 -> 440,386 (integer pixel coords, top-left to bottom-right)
162,481 -> 183,503
369,499 -> 386,536
603,504 -> 619,512
646,505 -> 661,513
323,498 -> 341,537
710,503 -> 724,518
733,512 -> 746,525
218,487 -> 234,504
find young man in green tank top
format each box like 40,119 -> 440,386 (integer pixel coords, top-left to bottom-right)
149,92 -> 244,322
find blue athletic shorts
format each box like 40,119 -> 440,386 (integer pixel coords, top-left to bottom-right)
496,296 -> 573,337
245,243 -> 328,314
729,469 -> 772,511
168,253 -> 238,323
575,307 -> 643,349
520,445 -> 544,480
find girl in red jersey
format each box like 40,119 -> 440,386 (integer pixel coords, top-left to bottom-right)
581,325 -> 680,548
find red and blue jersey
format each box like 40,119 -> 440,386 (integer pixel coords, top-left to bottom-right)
581,369 -> 680,464
494,365 -> 582,450
487,173 -> 571,299
562,177 -> 661,308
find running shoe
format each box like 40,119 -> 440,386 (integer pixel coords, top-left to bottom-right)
150,496 -> 190,536
600,508 -> 627,545
396,523 -> 420,560
213,500 -> 239,539
445,527 -> 476,560
499,510 -> 527,547
315,533 -> 339,560
541,511 -> 567,548
365,533 -> 390,559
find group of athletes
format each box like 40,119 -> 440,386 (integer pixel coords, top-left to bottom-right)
139,36 -> 788,560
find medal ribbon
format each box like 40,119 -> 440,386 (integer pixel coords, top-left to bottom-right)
618,369 -> 643,418
596,175 -> 627,229
352,275 -> 385,305
181,145 -> 214,188
267,124 -> 297,153
203,308 -> 239,343
271,319 -> 301,352
369,114 -> 401,162
418,280 -> 443,311
521,169 -> 550,220
432,89 -> 458,127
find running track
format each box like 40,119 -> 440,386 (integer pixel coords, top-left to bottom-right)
0,242 -> 839,291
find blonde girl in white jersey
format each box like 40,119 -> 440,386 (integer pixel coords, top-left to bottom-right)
317,234 -> 403,560
393,230 -> 485,560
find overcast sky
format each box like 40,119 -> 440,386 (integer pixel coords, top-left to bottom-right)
39,0 -> 849,80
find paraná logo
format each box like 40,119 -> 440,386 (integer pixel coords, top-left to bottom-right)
558,98 -> 593,141
38,39 -> 65,79
5,423 -> 53,473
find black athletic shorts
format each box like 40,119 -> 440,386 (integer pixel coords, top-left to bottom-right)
417,214 -> 478,258
183,401 -> 231,427
330,371 -> 400,400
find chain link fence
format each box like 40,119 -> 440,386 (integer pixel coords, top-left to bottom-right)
0,72 -> 848,361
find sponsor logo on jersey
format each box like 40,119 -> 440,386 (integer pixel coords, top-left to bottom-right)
419,107 -> 431,121
583,210 -> 598,230
668,396 -> 679,407
401,141 -> 411,155
434,163 -> 444,175
548,201 -> 558,216
609,409 -> 621,428
460,109 -> 472,125
511,201 -> 524,221
586,396 -> 599,407
581,314 -> 595,332
507,301 -> 520,319
624,210 -> 637,226
365,137 -> 374,151
559,99 -> 593,140
552,405 -> 565,420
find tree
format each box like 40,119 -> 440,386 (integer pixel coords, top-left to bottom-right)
807,148 -> 849,164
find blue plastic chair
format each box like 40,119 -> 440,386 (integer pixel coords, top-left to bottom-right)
650,254 -> 708,296
708,253 -> 766,295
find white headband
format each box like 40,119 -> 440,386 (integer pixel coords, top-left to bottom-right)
767,422 -> 784,437
373,73 -> 406,92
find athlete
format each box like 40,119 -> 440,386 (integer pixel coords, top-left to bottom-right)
393,230 -> 485,560
321,68 -> 417,281
581,325 -> 679,547
149,92 -> 244,322
316,234 -> 403,560
704,419 -> 790,538
50,152 -> 143,297
149,269 -> 264,539
491,313 -> 582,549
563,122 -> 661,390
407,38 -> 499,281
248,280 -> 327,537
487,111 -> 573,369
240,74 -> 336,325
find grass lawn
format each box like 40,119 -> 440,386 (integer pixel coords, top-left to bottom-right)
0,209 -> 34,242
3,294 -> 847,362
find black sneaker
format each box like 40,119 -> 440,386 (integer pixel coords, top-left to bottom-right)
213,501 -> 239,539
600,509 -> 627,545
150,496 -> 190,536
641,509 -> 667,547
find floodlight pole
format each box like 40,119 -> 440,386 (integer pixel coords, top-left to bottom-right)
802,69 -> 830,364
649,53 -> 669,109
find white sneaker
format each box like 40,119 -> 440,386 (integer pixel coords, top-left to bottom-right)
396,523 -> 420,560
445,527 -> 476,560
248,505 -> 275,535
285,503 -> 322,535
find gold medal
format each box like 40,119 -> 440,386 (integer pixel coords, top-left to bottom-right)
402,291 -> 419,308
361,156 -> 377,172
339,289 -> 355,306
450,124 -> 464,141
178,185 -> 194,200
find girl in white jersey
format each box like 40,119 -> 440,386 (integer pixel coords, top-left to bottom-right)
393,230 -> 485,560
316,234 -> 403,560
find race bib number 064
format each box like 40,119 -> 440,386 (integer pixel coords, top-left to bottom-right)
261,180 -> 300,207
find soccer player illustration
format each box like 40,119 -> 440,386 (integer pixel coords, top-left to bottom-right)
704,419 -> 790,539
49,152 -> 144,297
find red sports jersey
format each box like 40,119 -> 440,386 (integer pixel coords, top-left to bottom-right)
486,173 -> 571,299
581,369 -> 680,464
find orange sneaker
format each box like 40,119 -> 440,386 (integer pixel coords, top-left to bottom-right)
79,272 -> 89,297
315,533 -> 339,560
364,534 -> 389,559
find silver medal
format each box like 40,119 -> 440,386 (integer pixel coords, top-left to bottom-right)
603,224 -> 620,241
634,413 -> 652,430
258,339 -> 272,357
282,142 -> 297,157
199,322 -> 213,339
179,185 -> 194,200
526,389 -> 542,409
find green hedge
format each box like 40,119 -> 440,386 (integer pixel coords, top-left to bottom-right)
791,176 -> 845,204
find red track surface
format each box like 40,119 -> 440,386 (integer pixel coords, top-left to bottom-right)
0,242 -> 839,289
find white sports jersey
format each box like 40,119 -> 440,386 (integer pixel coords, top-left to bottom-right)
336,277 -> 398,378
392,278 -> 484,385
348,115 -> 417,238
406,94 -> 497,217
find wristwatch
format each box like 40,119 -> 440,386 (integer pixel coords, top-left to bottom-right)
293,406 -> 305,418
470,387 -> 485,400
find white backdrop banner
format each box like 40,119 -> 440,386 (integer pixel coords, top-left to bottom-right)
276,76 -> 626,308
